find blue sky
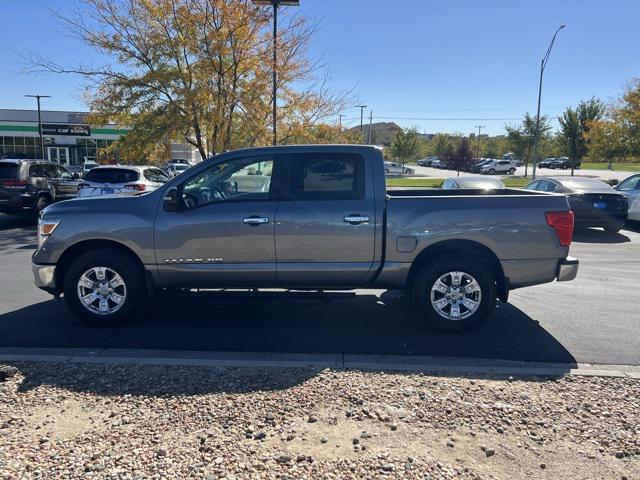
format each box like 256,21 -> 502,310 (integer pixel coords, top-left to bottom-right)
2,0 -> 639,135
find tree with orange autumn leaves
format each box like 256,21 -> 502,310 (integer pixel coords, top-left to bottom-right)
27,0 -> 357,162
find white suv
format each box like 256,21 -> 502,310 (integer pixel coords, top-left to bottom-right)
480,160 -> 517,175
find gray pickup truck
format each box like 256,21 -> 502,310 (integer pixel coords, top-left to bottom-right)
33,145 -> 578,331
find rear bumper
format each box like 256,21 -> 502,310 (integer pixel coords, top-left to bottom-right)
33,263 -> 57,294
557,256 -> 579,282
0,193 -> 36,213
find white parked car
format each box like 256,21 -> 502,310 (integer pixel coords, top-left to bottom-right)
480,159 -> 518,175
81,161 -> 100,177
384,161 -> 414,175
615,173 -> 640,222
166,162 -> 191,177
78,165 -> 170,197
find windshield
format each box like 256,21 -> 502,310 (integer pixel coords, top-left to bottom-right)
174,164 -> 189,171
85,168 -> 140,184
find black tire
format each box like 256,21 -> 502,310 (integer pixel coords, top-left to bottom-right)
384,169 -> 390,174
603,225 -> 622,234
488,168 -> 496,174
508,167 -> 516,174
412,255 -> 497,332
35,195 -> 51,214
63,249 -> 147,326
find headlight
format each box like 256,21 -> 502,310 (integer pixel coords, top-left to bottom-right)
38,219 -> 60,248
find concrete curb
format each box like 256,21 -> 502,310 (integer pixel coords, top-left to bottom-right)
0,347 -> 639,378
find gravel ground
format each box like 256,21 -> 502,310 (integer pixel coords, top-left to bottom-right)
0,363 -> 638,480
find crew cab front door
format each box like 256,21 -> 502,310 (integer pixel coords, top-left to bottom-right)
154,154 -> 281,288
274,152 -> 376,287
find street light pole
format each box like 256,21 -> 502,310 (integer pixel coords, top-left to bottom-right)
474,125 -> 484,160
531,24 -> 566,180
25,94 -> 51,159
252,0 -> 300,146
338,114 -> 345,129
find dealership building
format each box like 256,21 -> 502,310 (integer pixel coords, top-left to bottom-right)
0,108 -> 199,166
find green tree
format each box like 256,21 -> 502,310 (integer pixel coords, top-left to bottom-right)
505,113 -> 551,176
558,97 -> 606,174
428,133 -> 451,157
390,127 -> 421,168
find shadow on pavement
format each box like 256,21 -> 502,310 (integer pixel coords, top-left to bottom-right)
573,227 -> 630,244
0,290 -> 576,364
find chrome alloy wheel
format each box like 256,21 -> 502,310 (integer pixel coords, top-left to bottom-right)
430,271 -> 482,321
76,266 -> 127,315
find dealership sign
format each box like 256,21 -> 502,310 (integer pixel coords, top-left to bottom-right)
41,123 -> 91,136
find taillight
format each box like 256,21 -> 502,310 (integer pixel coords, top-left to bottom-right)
78,183 -> 90,189
125,184 -> 146,191
545,211 -> 574,247
1,179 -> 28,188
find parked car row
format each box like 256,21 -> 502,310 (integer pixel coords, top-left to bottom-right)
538,157 -> 581,170
0,158 -> 181,215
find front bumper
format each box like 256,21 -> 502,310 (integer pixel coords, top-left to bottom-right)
557,256 -> 579,282
32,263 -> 57,293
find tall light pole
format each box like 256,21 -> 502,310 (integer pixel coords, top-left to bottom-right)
25,94 -> 51,159
474,125 -> 485,160
531,24 -> 566,179
338,114 -> 345,130
252,0 -> 300,146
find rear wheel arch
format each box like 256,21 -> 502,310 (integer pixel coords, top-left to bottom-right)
407,239 -> 507,301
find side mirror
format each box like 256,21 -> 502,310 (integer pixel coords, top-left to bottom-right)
163,187 -> 181,212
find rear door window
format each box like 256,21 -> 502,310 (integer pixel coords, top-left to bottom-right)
85,168 -> 140,184
29,164 -> 48,177
0,163 -> 19,179
285,153 -> 365,200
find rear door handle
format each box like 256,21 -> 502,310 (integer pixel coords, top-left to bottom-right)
344,215 -> 370,225
243,216 -> 270,225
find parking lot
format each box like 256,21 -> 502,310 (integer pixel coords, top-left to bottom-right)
0,213 -> 639,367
411,164 -> 635,182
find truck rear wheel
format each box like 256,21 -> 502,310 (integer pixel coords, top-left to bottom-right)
412,255 -> 497,332
63,249 -> 147,326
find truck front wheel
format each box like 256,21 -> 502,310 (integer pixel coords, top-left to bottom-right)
63,249 -> 147,326
412,255 -> 497,332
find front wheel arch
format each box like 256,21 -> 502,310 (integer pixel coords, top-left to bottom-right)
55,239 -> 148,294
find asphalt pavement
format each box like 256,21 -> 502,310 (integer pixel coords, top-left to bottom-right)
1,213 -> 639,366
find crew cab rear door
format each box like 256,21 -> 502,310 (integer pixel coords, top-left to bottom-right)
274,151 -> 376,286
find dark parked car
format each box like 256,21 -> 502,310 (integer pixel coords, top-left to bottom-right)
538,157 -> 580,170
0,159 -> 79,215
524,176 -> 628,232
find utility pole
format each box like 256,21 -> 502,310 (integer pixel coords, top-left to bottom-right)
474,125 -> 485,160
338,114 -> 345,130
357,105 -> 367,143
25,94 -> 51,160
368,110 -> 373,144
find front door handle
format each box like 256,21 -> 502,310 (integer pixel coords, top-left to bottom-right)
344,215 -> 370,225
243,216 -> 270,225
